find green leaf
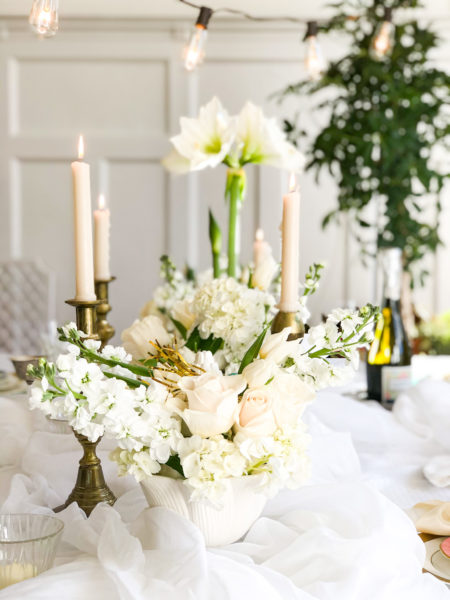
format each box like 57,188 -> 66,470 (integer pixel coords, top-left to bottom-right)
185,327 -> 224,354
209,209 -> 222,254
238,323 -> 271,374
165,455 -> 184,478
171,318 -> 187,340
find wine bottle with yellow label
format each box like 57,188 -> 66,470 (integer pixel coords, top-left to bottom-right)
366,247 -> 412,407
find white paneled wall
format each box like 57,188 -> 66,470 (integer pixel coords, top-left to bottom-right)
0,13 -> 449,342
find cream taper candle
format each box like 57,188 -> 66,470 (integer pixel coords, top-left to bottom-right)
94,194 -> 111,280
279,173 -> 300,312
253,228 -> 271,270
71,135 -> 96,301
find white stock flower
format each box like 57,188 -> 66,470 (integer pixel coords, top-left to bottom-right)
178,372 -> 246,437
121,316 -> 173,360
166,97 -> 235,172
235,102 -> 305,172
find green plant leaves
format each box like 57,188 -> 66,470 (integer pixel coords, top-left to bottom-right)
185,326 -> 224,354
238,323 -> 271,374
275,0 -> 449,285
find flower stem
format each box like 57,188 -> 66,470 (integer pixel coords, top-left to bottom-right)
226,169 -> 246,278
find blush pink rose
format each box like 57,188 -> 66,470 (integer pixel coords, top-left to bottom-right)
235,388 -> 277,437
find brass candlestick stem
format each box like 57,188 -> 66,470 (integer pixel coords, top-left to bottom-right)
54,431 -> 116,516
54,296 -> 116,515
95,277 -> 116,348
271,309 -> 305,340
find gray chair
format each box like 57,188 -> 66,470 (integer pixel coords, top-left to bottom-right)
0,260 -> 56,355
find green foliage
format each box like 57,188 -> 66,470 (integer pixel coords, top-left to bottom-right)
277,0 -> 450,283
238,322 -> 271,374
185,326 -> 224,354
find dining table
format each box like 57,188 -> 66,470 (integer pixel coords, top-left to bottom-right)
1,354 -> 450,599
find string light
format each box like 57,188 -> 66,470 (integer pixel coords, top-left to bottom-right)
29,0 -> 59,37
304,21 -> 326,81
370,7 -> 395,60
184,6 -> 213,72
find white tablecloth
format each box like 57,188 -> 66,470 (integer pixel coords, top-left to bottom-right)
1,381 -> 450,599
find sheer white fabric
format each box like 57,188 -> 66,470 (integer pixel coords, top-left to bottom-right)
0,390 -> 449,599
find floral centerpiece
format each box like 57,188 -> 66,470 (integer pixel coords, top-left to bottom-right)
29,97 -> 379,545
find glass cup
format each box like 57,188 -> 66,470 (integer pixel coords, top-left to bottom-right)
0,514 -> 64,589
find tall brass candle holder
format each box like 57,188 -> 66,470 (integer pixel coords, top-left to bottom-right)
54,297 -> 116,517
271,309 -> 305,340
95,277 -> 116,348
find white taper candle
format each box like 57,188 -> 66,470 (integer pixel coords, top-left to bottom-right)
71,135 -> 96,301
279,173 -> 300,312
94,194 -> 111,280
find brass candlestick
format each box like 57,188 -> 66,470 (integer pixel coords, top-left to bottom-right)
271,309 -> 305,340
54,431 -> 116,516
95,277 -> 116,348
65,298 -> 101,341
54,296 -> 116,516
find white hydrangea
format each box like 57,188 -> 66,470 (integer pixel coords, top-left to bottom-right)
188,277 -> 274,367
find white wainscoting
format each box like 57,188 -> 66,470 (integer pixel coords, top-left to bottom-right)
0,15 -> 449,341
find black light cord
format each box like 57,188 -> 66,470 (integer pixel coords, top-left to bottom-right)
176,0 -> 322,25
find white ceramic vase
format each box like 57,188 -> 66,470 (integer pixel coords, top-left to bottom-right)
140,474 -> 267,547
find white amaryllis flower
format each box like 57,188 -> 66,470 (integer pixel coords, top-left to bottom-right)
165,97 -> 235,172
235,102 -> 305,172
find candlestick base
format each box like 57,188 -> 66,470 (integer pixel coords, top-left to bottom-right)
54,431 -> 116,516
271,310 -> 305,340
66,298 -> 100,340
95,277 -> 116,348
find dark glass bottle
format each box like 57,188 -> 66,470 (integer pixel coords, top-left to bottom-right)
366,247 -> 412,407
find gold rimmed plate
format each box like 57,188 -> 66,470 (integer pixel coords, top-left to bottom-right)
0,372 -> 23,393
424,536 -> 450,583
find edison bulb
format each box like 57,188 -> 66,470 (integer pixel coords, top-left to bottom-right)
29,0 -> 59,37
183,6 -> 213,72
370,20 -> 395,60
305,35 -> 326,81
184,26 -> 208,72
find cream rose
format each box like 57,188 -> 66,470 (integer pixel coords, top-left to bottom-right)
270,373 -> 315,426
121,316 -> 172,360
178,372 -> 246,437
260,328 -> 302,364
172,299 -> 196,332
235,387 -> 277,437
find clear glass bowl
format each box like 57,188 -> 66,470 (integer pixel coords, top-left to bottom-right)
0,514 -> 64,589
